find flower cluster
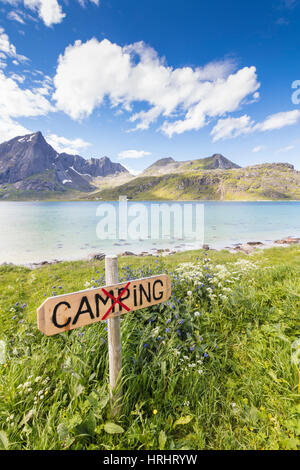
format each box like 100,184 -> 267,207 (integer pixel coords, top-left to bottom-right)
175,256 -> 259,302
17,375 -> 51,404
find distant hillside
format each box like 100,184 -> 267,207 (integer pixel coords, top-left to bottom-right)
143,153 -> 240,176
89,162 -> 300,201
0,132 -> 128,198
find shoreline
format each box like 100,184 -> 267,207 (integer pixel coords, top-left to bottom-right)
1,199 -> 300,203
1,235 -> 299,269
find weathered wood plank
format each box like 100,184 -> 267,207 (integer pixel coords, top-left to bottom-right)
37,274 -> 171,336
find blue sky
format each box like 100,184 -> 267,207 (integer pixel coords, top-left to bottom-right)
0,0 -> 300,172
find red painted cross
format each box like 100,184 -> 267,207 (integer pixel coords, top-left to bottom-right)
101,281 -> 131,320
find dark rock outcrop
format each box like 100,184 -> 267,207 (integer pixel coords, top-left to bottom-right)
0,132 -> 57,184
205,154 -> 241,170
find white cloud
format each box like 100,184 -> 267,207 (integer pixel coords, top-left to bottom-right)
161,67 -> 259,137
252,145 -> 265,153
0,0 -> 65,26
277,145 -> 295,153
0,38 -> 54,143
211,110 -> 300,141
0,115 -> 30,143
7,10 -> 26,24
78,0 -> 99,6
118,149 -> 151,159
0,52 -> 7,69
255,110 -> 300,131
23,0 -> 66,27
0,70 -> 53,118
9,72 -> 26,83
53,38 -> 259,136
211,115 -> 254,142
0,27 -> 28,63
46,133 -> 91,154
3,0 -> 99,26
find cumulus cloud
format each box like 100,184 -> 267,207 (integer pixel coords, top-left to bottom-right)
53,38 -> 259,136
0,70 -> 53,118
211,110 -> 300,141
23,0 -> 66,27
46,133 -> 91,154
118,149 -> 151,159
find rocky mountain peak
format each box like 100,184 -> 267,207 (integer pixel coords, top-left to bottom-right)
208,154 -> 241,169
0,131 -> 128,192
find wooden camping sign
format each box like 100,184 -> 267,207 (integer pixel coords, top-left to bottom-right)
37,274 -> 171,336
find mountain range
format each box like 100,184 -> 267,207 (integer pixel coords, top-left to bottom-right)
143,154 -> 241,176
0,132 -> 127,194
0,131 -> 299,201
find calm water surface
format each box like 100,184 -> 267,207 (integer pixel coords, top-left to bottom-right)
0,201 -> 299,264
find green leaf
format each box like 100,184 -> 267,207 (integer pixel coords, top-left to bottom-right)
67,414 -> 82,429
63,436 -> 75,449
57,423 -> 69,441
98,395 -> 110,410
291,350 -> 300,367
248,406 -> 258,425
268,370 -> 279,383
0,430 -> 9,450
19,409 -> 35,428
75,384 -> 85,397
87,392 -> 99,409
173,415 -> 193,428
89,373 -> 96,382
104,422 -> 125,434
159,430 -> 167,450
280,437 -> 300,450
85,411 -> 96,435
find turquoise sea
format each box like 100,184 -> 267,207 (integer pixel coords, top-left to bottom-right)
0,201 -> 299,265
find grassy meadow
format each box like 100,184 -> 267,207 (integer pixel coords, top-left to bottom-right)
0,245 -> 299,450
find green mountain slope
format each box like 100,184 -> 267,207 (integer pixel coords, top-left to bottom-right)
88,163 -> 300,201
143,153 -> 240,176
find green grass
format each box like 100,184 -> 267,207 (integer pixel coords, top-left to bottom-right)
0,246 -> 300,450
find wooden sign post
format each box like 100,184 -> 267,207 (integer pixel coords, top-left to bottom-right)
105,255 -> 122,415
37,255 -> 171,413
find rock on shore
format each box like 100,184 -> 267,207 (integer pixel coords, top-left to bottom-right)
274,237 -> 300,245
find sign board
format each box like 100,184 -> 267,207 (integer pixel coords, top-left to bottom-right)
37,274 -> 171,336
